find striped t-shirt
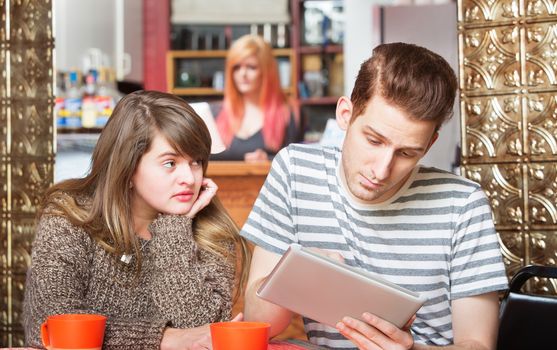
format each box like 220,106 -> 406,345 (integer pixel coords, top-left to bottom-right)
241,144 -> 508,349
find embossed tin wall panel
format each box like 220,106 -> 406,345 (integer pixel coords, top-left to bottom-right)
459,0 -> 557,293
527,163 -> 557,228
460,26 -> 520,94
529,230 -> 557,266
525,0 -> 557,21
0,105 -> 7,156
526,92 -> 557,161
459,0 -> 520,25
498,230 -> 526,269
461,94 -> 523,161
0,0 -> 54,346
464,163 -> 524,228
10,47 -> 53,99
524,23 -> 557,90
11,101 -> 54,157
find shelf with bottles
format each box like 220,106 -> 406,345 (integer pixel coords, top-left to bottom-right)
55,68 -> 121,132
166,48 -> 297,97
290,0 -> 344,142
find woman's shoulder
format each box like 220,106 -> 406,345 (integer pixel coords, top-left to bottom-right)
37,193 -> 94,244
36,213 -> 91,242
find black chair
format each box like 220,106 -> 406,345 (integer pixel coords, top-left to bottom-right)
497,265 -> 557,350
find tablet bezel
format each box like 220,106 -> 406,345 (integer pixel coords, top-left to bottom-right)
256,244 -> 427,328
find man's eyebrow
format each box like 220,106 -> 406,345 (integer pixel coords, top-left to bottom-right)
362,125 -> 427,152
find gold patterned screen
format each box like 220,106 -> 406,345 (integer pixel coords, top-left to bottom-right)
0,0 -> 54,346
458,0 -> 557,293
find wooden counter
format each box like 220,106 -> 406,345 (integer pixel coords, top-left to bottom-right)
207,161 -> 271,228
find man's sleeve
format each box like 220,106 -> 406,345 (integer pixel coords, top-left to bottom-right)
240,147 -> 298,254
449,187 -> 509,299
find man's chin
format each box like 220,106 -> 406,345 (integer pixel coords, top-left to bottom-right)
349,186 -> 382,203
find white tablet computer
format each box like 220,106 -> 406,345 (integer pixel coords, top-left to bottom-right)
256,244 -> 427,328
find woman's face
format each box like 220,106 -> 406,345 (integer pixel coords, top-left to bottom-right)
130,132 -> 204,221
232,54 -> 262,96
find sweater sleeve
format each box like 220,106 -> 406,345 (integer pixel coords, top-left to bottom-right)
23,215 -> 166,350
146,214 -> 235,329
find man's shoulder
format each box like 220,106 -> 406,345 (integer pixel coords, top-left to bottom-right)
415,166 -> 482,191
280,143 -> 339,161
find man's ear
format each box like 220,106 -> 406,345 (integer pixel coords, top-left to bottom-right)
335,96 -> 353,131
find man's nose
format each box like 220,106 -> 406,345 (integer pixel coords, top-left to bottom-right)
373,150 -> 395,181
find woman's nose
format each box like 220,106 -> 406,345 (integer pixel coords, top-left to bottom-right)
177,165 -> 195,185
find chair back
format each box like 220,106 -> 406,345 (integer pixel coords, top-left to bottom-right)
497,265 -> 557,350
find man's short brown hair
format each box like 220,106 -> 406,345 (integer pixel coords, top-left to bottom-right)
350,42 -> 458,130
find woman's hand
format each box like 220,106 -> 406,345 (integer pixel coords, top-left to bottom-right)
244,149 -> 268,162
161,325 -> 212,350
160,313 -> 244,350
186,178 -> 218,219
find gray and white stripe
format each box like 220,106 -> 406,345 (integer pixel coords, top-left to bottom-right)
242,144 -> 508,349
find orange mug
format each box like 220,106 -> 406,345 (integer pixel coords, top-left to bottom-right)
41,314 -> 106,350
210,321 -> 270,350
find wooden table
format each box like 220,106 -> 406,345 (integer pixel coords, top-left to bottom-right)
207,161 -> 271,228
1,340 -> 324,349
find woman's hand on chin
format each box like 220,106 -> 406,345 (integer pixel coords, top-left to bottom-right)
185,178 -> 218,218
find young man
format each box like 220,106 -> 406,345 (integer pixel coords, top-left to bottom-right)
241,43 -> 508,350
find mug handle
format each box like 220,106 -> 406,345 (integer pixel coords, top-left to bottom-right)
41,321 -> 50,348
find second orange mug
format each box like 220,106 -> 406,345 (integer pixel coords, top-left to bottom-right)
41,313 -> 106,350
210,321 -> 270,350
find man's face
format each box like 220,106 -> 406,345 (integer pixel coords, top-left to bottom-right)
338,95 -> 437,204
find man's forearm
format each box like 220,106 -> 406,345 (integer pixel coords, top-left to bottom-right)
244,276 -> 294,337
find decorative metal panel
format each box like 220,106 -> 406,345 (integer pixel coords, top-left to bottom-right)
0,0 -> 54,346
459,0 -> 557,292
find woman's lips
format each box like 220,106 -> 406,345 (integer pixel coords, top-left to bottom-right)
173,191 -> 194,202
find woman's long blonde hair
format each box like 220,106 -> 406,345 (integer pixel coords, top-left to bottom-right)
216,34 -> 291,151
40,90 -> 250,298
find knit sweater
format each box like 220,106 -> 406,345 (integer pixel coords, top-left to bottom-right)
23,213 -> 235,349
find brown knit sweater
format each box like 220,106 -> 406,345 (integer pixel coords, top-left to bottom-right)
23,213 -> 235,349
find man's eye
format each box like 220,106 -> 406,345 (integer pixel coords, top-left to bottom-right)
367,138 -> 381,145
400,151 -> 416,158
163,160 -> 175,168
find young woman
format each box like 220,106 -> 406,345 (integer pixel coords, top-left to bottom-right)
212,34 -> 298,161
23,90 -> 251,350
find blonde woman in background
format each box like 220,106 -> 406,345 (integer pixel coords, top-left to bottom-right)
212,34 -> 298,162
23,90 -> 251,350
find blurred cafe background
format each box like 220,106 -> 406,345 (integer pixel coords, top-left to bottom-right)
2,0 -> 557,346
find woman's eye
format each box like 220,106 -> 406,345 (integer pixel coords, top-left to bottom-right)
163,160 -> 175,168
191,159 -> 203,167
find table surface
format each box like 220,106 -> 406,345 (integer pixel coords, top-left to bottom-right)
0,339 -> 325,350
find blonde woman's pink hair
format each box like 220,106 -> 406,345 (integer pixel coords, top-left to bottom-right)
216,34 -> 290,151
